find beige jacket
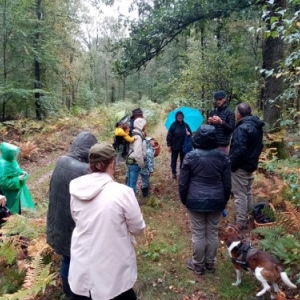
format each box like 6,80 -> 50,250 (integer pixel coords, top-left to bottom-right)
128,128 -> 147,168
69,172 -> 145,299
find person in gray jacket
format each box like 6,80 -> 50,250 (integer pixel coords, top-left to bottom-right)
179,125 -> 231,275
46,132 -> 97,300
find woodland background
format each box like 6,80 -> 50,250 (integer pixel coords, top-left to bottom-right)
0,0 -> 299,299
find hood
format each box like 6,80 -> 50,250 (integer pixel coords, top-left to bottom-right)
68,132 -> 97,163
0,142 -> 20,162
192,125 -> 218,149
69,172 -> 113,201
237,115 -> 265,129
133,118 -> 146,131
175,110 -> 184,120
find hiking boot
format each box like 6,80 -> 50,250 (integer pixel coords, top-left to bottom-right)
186,258 -> 204,275
205,263 -> 215,273
172,173 -> 177,179
141,187 -> 149,197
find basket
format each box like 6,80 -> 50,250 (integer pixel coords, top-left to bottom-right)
253,203 -> 275,228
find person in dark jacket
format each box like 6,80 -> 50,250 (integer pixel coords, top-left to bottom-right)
166,111 -> 192,179
229,103 -> 264,229
46,132 -> 97,300
179,125 -> 231,275
208,91 -> 235,153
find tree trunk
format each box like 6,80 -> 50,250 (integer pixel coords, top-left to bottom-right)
34,0 -> 42,120
261,0 -> 287,158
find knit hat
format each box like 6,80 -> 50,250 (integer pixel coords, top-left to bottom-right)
89,143 -> 116,163
214,91 -> 226,99
192,125 -> 218,149
133,118 -> 147,131
132,108 -> 143,116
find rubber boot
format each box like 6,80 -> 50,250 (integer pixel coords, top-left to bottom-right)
141,187 -> 149,197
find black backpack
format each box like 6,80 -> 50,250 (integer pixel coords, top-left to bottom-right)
113,136 -> 130,158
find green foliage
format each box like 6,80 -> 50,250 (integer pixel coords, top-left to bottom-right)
0,243 -> 18,265
112,0 -> 255,75
1,214 -> 45,240
253,225 -> 300,268
0,255 -> 56,300
0,266 -> 26,295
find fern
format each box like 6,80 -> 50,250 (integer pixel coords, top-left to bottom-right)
0,241 -> 17,265
0,256 -> 56,300
0,215 -> 45,240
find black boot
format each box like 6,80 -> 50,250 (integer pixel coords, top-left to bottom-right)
141,187 -> 149,197
61,277 -> 75,300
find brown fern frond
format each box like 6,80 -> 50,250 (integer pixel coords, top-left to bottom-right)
14,141 -> 39,160
273,203 -> 300,233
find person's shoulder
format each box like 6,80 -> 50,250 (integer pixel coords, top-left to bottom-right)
108,181 -> 135,195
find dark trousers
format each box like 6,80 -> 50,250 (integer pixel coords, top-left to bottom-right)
60,255 -> 75,299
171,149 -> 184,175
73,288 -> 137,300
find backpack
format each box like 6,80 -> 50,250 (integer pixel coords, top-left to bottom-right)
113,136 -> 129,158
125,132 -> 146,160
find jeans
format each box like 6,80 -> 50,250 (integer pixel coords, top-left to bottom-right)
231,168 -> 255,227
73,288 -> 137,300
187,210 -> 222,267
126,164 -> 141,193
171,149 -> 184,175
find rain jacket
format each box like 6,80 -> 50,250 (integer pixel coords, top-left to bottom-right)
166,113 -> 192,151
229,115 -> 265,173
0,142 -> 35,214
46,132 -> 97,256
208,104 -> 235,146
179,125 -> 231,211
69,172 -> 145,299
140,139 -> 155,176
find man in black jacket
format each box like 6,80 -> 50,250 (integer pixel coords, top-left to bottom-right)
166,111 -> 192,179
46,132 -> 97,299
208,91 -> 235,153
229,103 -> 264,229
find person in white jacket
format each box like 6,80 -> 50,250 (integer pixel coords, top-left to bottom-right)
69,143 -> 146,300
126,118 -> 147,193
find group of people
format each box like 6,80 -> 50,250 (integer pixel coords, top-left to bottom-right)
46,108 -> 157,300
167,91 -> 264,275
0,94 -> 265,298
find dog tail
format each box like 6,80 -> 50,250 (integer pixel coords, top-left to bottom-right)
280,272 -> 297,289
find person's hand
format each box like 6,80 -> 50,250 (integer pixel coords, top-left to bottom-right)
150,172 -> 153,177
211,116 -> 222,124
133,135 -> 139,140
208,117 -> 213,124
186,131 -> 191,136
0,195 -> 7,207
167,146 -> 171,153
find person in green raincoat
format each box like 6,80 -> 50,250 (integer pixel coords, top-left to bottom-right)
0,142 -> 35,214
